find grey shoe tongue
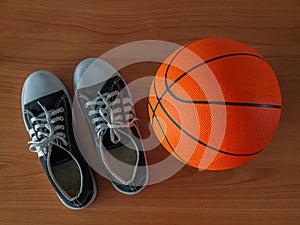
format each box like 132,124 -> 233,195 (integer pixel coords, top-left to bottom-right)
102,127 -> 132,150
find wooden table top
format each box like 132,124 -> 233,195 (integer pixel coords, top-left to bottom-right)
0,1 -> 299,225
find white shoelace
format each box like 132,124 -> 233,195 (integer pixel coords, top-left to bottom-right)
84,91 -> 138,144
28,102 -> 68,156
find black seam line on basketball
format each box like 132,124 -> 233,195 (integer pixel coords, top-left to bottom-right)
167,86 -> 282,108
151,42 -> 193,120
151,52 -> 269,121
148,102 -> 176,153
166,52 -> 265,90
172,99 -> 281,109
150,82 -> 190,161
153,75 -> 262,157
165,52 -> 281,108
148,102 -> 186,161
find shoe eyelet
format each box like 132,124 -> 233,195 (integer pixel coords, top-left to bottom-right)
60,107 -> 64,112
61,125 -> 65,130
60,116 -> 64,121
84,103 -> 88,109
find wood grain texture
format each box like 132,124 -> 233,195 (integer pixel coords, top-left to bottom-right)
0,0 -> 299,224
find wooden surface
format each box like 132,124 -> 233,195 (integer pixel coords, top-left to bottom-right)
0,0 -> 299,224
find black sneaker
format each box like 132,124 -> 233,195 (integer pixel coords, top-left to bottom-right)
21,70 -> 97,209
73,58 -> 148,195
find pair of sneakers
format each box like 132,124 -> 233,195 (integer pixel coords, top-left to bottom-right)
21,58 -> 148,210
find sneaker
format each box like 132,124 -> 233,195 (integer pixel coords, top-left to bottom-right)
21,70 -> 97,210
73,58 -> 148,195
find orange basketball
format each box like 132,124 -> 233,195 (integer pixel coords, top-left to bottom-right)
148,38 -> 282,170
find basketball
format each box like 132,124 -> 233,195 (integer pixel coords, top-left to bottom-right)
148,38 -> 282,170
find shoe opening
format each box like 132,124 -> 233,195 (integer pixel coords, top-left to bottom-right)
101,131 -> 139,185
49,147 -> 82,200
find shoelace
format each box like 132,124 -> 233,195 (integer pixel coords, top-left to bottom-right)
28,102 -> 68,155
84,91 -> 138,144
